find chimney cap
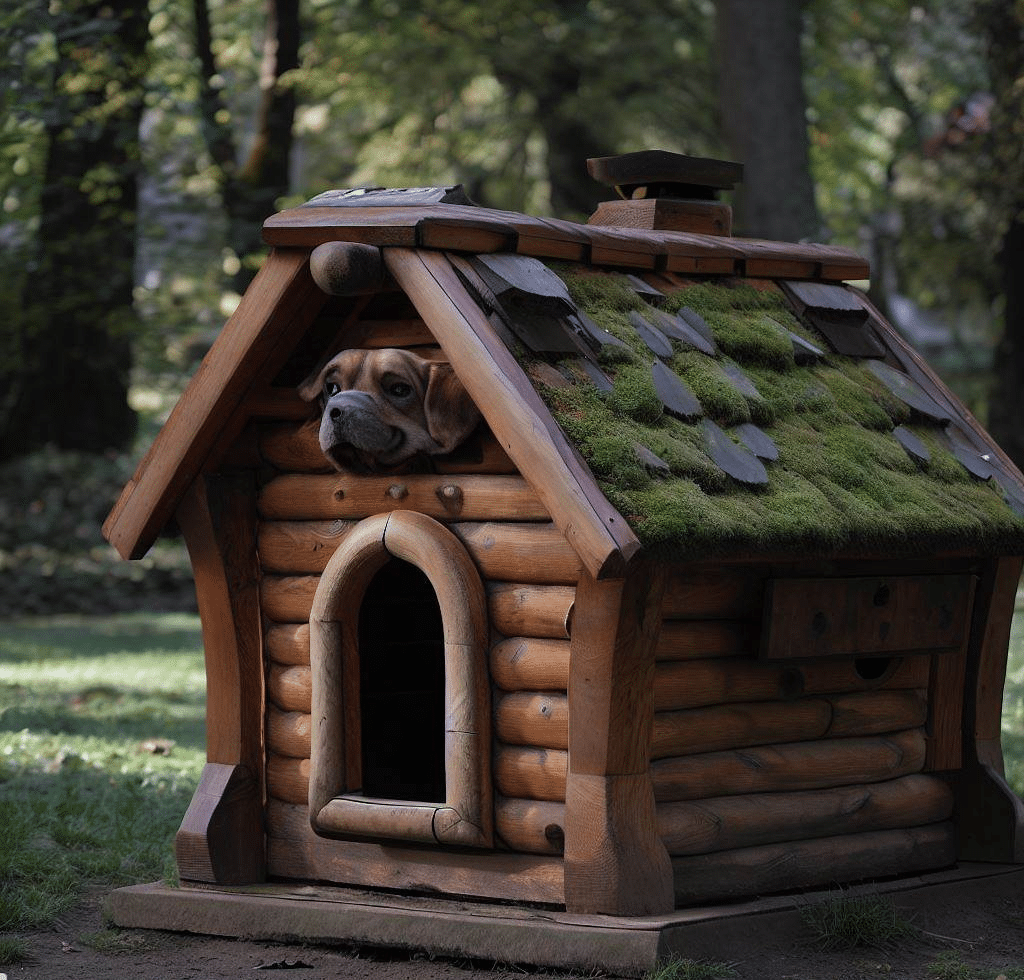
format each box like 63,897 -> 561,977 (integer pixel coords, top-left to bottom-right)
587,150 -> 743,200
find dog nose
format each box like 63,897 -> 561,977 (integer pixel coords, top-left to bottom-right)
330,406 -> 341,420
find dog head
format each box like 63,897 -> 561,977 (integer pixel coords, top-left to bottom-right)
298,348 -> 481,472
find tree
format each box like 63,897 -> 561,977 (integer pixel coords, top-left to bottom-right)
193,0 -> 300,290
974,0 -> 1024,471
714,0 -> 821,241
0,1 -> 150,460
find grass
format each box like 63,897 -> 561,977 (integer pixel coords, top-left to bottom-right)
927,949 -> 1024,979
799,892 -> 918,949
645,956 -> 738,980
0,613 -> 205,941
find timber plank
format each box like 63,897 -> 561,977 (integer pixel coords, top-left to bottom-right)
104,249 -> 325,559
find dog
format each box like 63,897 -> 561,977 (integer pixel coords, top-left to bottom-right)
298,348 -> 481,472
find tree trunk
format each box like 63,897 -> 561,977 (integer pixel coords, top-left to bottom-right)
976,0 -> 1024,472
0,1 -> 149,459
714,0 -> 821,241
194,0 -> 300,291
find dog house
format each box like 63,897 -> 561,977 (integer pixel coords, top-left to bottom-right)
104,152 -> 1024,969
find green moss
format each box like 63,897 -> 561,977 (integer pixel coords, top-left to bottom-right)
608,364 -> 663,424
531,264 -> 1024,559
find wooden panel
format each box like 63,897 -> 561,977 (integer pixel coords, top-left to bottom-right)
267,706 -> 311,758
658,774 -> 952,857
763,575 -> 973,659
104,249 -> 325,559
258,473 -> 550,522
384,247 -> 639,579
653,653 -> 930,712
651,729 -> 927,802
488,583 -> 576,640
265,800 -> 564,906
258,519 -> 582,584
670,824 -> 954,906
265,622 -> 310,665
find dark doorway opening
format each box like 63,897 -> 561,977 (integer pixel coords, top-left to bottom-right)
358,558 -> 446,802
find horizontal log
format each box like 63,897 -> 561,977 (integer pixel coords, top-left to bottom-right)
494,746 -> 567,802
494,692 -> 569,750
671,823 -> 955,906
662,565 -> 765,619
267,663 -> 311,714
657,774 -> 952,857
267,706 -> 312,758
495,797 -> 566,855
651,689 -> 928,760
488,583 -> 575,640
265,800 -> 565,907
261,575 -> 576,634
258,519 -> 582,584
267,752 -> 310,806
653,653 -> 930,712
309,241 -> 388,296
651,729 -> 927,802
258,420 -> 518,475
258,473 -> 550,522
265,622 -> 311,666
655,619 -> 755,661
490,637 -> 570,692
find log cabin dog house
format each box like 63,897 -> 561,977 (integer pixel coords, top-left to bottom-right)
105,152 -> 1024,969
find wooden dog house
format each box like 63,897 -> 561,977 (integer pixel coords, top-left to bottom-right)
104,152 -> 1024,964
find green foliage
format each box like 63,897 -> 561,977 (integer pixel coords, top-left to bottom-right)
645,956 -> 738,980
0,935 -> 29,964
0,447 -> 194,617
800,892 -> 918,950
0,614 -> 205,932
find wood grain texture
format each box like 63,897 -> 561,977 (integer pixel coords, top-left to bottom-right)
490,637 -> 570,692
104,249 -> 324,559
265,800 -> 564,906
494,746 -> 567,802
651,729 -> 927,802
175,763 -> 265,884
657,774 -> 952,857
495,797 -> 566,855
176,475 -> 264,774
258,519 -> 582,584
384,247 -> 639,580
258,473 -> 550,522
670,823 -> 954,906
653,653 -> 930,712
564,566 -> 673,914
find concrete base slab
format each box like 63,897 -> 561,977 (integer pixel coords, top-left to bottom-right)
106,863 -> 1024,977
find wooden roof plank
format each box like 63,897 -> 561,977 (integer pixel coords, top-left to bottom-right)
103,249 -> 326,559
383,247 -> 640,579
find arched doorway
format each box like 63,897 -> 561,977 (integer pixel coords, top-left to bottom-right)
307,511 -> 492,848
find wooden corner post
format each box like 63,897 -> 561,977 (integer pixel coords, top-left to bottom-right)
564,563 -> 674,915
174,473 -> 266,884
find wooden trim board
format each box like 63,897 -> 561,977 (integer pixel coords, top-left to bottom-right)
107,863 -> 1024,978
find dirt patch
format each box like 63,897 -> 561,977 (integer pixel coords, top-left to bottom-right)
5,880 -> 1024,980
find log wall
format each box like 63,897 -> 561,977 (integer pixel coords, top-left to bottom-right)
255,304 -> 580,869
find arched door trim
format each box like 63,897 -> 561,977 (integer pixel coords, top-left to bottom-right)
308,511 -> 492,848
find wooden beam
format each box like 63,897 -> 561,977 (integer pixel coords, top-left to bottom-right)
309,241 -> 390,295
564,566 -> 673,915
383,247 -> 639,580
173,474 -> 265,883
104,248 -> 325,559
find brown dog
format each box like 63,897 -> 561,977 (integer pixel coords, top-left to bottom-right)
298,348 -> 481,472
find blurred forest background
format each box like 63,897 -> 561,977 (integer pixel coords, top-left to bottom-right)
1,0 -> 1023,616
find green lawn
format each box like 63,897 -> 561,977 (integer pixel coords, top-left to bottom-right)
0,614 -> 205,932
0,600 -> 1023,947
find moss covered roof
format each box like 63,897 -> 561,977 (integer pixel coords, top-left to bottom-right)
465,258 -> 1024,561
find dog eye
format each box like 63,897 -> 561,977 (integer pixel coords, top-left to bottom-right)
324,381 -> 341,397
387,381 -> 413,398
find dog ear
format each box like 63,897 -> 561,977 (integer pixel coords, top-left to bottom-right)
298,350 -> 363,403
423,362 -> 481,453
